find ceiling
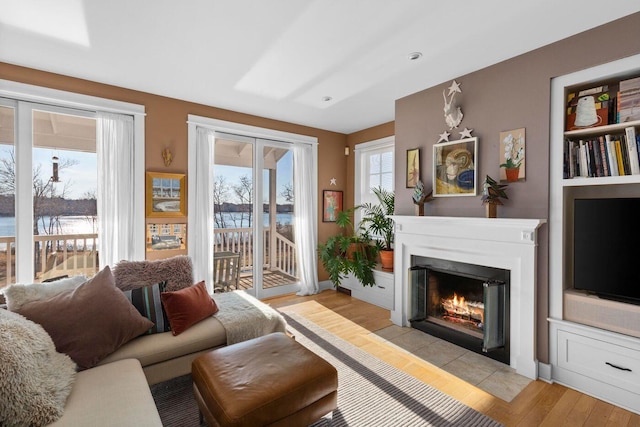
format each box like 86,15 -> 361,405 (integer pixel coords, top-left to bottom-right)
0,1 -> 638,134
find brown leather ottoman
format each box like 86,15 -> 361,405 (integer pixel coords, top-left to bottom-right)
192,332 -> 337,427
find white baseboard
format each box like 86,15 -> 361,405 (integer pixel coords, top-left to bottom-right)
537,362 -> 552,382
318,280 -> 334,292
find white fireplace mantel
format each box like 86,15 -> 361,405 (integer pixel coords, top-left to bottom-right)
390,216 -> 546,379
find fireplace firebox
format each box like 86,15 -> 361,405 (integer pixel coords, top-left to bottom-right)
409,258 -> 510,364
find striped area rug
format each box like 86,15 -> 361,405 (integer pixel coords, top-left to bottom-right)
151,313 -> 502,427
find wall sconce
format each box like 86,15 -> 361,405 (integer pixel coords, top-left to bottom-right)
51,156 -> 59,182
344,147 -> 350,156
162,148 -> 173,167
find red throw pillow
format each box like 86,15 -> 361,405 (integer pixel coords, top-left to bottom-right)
160,281 -> 218,335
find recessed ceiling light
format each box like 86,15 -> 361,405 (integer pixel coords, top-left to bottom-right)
408,52 -> 422,61
322,96 -> 333,102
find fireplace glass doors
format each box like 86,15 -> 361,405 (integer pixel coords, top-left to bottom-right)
409,260 -> 510,364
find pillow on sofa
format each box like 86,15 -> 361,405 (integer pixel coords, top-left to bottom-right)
0,309 -> 76,426
17,266 -> 154,369
161,281 -> 219,335
123,281 -> 171,334
2,275 -> 87,312
113,255 -> 193,292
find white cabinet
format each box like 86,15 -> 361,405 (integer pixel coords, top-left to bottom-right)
549,53 -> 640,414
340,268 -> 394,310
550,320 -> 640,413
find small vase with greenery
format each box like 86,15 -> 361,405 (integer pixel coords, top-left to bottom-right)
318,207 -> 378,287
360,187 -> 395,270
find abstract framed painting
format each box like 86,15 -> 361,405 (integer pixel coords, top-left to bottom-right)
322,190 -> 343,222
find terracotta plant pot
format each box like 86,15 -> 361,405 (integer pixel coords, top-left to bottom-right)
505,167 -> 520,182
379,249 -> 394,271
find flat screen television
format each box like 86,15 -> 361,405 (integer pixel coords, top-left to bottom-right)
574,198 -> 640,305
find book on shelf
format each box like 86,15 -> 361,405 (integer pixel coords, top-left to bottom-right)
588,139 -> 602,177
618,87 -> 640,123
626,127 -> 640,174
563,127 -> 640,179
620,76 -> 640,92
605,134 -> 619,176
598,136 -> 610,177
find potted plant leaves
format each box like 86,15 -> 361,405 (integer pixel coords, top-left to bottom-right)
360,187 -> 395,271
318,207 -> 378,287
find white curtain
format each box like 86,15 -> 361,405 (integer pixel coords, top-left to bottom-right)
193,127 -> 215,292
293,143 -> 319,295
96,112 -> 135,268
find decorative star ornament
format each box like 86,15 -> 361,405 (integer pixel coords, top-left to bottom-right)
330,178 -> 337,186
438,130 -> 451,143
459,127 -> 473,138
448,80 -> 462,95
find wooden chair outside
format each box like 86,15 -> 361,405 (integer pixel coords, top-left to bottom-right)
213,251 -> 241,293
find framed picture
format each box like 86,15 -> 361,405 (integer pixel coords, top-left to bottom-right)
499,128 -> 526,182
146,172 -> 186,217
322,190 -> 343,222
406,148 -> 420,188
146,223 -> 187,251
433,137 -> 478,197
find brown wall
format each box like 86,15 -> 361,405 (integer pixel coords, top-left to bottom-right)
392,12 -> 640,363
0,62 -> 347,274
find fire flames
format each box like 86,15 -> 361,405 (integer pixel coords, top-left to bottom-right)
441,293 -> 484,326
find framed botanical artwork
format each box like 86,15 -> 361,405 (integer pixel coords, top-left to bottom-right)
322,190 -> 343,222
406,148 -> 420,188
146,223 -> 186,251
146,172 -> 186,217
433,137 -> 478,197
499,128 -> 526,182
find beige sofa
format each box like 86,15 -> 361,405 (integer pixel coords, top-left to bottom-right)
50,316 -> 228,426
2,256 -> 286,426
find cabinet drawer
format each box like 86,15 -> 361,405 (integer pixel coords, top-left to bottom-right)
557,330 -> 640,394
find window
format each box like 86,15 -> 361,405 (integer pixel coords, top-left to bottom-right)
354,136 -> 394,223
0,80 -> 145,287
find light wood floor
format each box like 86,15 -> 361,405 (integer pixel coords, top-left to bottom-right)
265,289 -> 640,427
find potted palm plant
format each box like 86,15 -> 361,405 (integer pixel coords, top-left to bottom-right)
360,187 -> 395,271
318,207 -> 378,287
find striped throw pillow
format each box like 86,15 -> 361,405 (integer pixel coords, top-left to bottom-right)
124,282 -> 171,334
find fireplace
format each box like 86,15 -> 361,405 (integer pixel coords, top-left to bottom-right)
390,216 -> 545,379
409,259 -> 510,364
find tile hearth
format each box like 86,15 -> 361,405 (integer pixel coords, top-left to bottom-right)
370,325 -> 532,402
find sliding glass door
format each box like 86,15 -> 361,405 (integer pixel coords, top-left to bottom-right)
213,133 -> 299,298
0,99 -> 98,288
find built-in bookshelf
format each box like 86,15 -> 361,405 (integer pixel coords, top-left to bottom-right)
563,74 -> 640,185
549,53 -> 640,414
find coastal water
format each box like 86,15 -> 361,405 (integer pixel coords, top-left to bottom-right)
0,215 -> 97,237
0,212 -> 293,237
215,212 -> 293,229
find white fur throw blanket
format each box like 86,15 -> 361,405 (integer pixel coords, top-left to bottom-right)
0,309 -> 76,427
113,255 -> 193,292
214,291 -> 287,345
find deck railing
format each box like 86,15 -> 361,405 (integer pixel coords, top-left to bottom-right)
214,227 -> 297,278
0,233 -> 99,288
0,227 -> 297,288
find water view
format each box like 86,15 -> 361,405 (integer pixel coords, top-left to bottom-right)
0,215 -> 97,237
0,212 -> 293,237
